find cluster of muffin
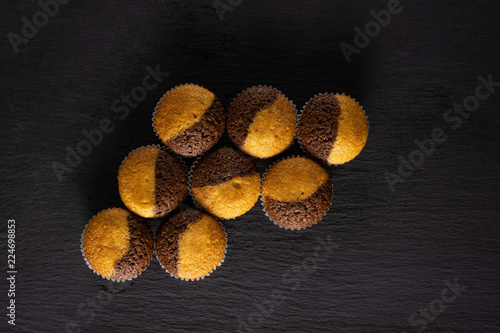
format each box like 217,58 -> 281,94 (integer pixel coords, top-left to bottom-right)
81,84 -> 369,282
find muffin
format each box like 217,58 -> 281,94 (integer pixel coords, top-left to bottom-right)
227,86 -> 296,158
262,157 -> 332,229
156,209 -> 226,280
153,84 -> 225,157
190,147 -> 260,219
298,93 -> 369,165
82,208 -> 154,280
118,145 -> 188,218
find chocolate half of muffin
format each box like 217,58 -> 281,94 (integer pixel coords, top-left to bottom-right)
82,208 -> 154,281
154,84 -> 226,157
190,147 -> 261,219
155,209 -> 226,280
118,146 -> 188,218
298,93 -> 369,165
262,157 -> 332,230
227,86 -> 296,159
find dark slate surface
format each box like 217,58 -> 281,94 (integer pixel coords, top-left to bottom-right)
1,1 -> 499,332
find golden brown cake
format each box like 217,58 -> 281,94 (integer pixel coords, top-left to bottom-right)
155,209 -> 226,280
118,145 -> 188,218
262,157 -> 332,229
82,208 -> 154,280
298,93 -> 369,165
190,147 -> 261,219
227,86 -> 296,158
153,84 -> 225,157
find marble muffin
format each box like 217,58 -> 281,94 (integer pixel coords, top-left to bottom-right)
227,86 -> 296,159
262,157 -> 332,229
154,84 -> 225,157
82,208 -> 154,280
298,93 -> 369,165
190,147 -> 261,219
155,209 -> 226,280
118,146 -> 188,218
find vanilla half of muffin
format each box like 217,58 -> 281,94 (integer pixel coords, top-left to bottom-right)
298,93 -> 369,165
190,147 -> 261,219
82,208 -> 154,280
118,146 -> 188,218
156,209 -> 226,280
262,157 -> 332,229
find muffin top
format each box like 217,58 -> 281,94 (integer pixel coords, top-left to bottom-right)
262,157 -> 332,229
154,84 -> 225,157
191,147 -> 261,219
118,146 -> 188,218
298,93 -> 368,165
156,209 -> 226,280
82,208 -> 154,280
228,86 -> 296,158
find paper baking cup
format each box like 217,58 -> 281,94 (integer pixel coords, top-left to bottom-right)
228,85 -> 298,159
188,146 -> 261,220
260,155 -> 333,231
187,151 -> 204,211
80,208 -> 153,282
155,219 -> 228,281
152,83 -> 223,158
297,92 -> 369,165
117,144 -> 188,216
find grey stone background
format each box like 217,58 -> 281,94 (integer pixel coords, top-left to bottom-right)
0,1 -> 499,332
